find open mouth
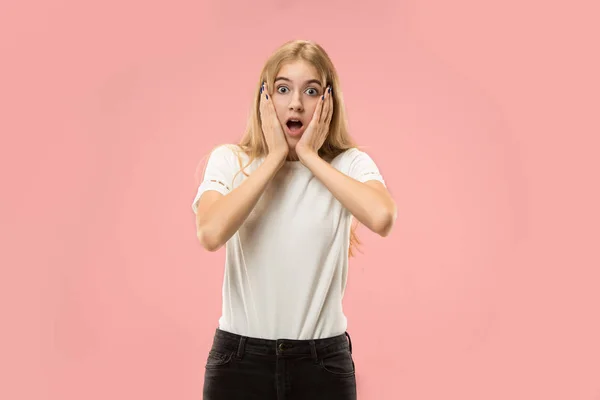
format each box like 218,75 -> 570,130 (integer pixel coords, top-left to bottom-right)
285,119 -> 304,136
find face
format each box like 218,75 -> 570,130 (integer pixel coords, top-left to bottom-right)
271,60 -> 324,153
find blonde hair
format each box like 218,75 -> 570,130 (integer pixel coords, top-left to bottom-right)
208,39 -> 363,257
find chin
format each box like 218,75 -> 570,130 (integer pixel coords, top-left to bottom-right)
285,135 -> 300,146
286,141 -> 300,156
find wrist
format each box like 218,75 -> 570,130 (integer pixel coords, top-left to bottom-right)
297,147 -> 319,165
266,150 -> 288,168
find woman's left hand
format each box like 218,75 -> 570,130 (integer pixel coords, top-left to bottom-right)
296,85 -> 333,161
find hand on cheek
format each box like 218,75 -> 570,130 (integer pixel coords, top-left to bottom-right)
296,86 -> 333,160
259,81 -> 289,159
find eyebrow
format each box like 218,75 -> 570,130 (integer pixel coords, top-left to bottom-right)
274,77 -> 323,87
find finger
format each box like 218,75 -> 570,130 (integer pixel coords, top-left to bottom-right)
259,82 -> 265,105
309,98 -> 320,126
320,86 -> 330,123
260,82 -> 269,115
326,86 -> 334,125
264,83 -> 281,130
316,90 -> 326,122
263,82 -> 277,114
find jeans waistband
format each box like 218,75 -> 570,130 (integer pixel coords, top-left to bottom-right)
211,328 -> 353,359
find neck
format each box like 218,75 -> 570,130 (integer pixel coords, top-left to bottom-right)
286,150 -> 299,161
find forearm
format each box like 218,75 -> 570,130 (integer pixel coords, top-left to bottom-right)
197,153 -> 285,250
300,152 -> 396,236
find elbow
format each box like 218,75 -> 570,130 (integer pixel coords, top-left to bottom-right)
196,227 -> 224,252
372,205 -> 397,237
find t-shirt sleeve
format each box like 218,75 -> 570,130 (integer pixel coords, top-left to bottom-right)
347,148 -> 386,187
191,145 -> 237,214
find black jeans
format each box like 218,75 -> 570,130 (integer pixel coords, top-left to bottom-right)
203,328 -> 357,399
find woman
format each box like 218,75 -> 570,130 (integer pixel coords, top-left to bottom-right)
192,39 -> 396,400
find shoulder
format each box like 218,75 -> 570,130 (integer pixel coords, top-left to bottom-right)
331,147 -> 385,184
206,144 -> 246,165
209,143 -> 242,158
331,147 -> 374,167
205,144 -> 256,176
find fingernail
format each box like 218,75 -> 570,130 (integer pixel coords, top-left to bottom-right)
328,86 -> 331,93
322,95 -> 324,100
266,94 -> 269,100
260,87 -> 263,94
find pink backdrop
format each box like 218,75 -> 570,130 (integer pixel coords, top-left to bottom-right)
2,0 -> 599,399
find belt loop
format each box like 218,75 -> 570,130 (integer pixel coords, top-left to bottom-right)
236,336 -> 247,360
345,331 -> 353,354
309,340 -> 318,363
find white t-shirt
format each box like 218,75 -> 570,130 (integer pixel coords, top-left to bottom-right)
191,144 -> 386,340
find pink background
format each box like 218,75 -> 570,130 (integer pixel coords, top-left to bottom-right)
2,0 -> 599,399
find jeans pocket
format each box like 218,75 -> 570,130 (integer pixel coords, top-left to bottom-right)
205,349 -> 234,369
319,349 -> 355,377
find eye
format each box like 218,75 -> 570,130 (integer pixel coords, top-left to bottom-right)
277,86 -> 289,94
305,88 -> 319,96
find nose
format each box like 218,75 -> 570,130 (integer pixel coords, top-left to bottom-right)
288,92 -> 304,112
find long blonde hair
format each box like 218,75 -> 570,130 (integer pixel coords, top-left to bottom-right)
210,39 -> 362,257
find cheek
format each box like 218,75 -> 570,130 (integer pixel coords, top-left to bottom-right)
272,99 -> 286,120
306,99 -> 319,116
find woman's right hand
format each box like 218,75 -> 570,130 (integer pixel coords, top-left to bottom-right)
259,82 -> 289,161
